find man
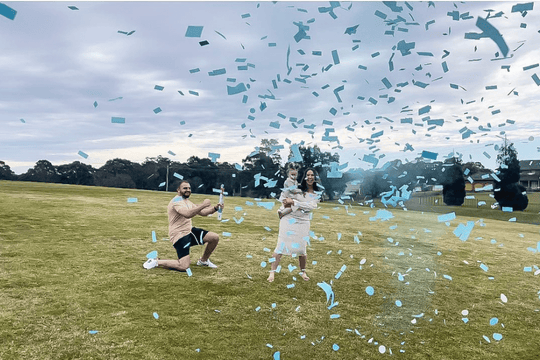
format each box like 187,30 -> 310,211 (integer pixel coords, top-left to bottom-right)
143,180 -> 223,271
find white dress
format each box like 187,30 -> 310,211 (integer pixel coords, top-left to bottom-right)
274,191 -> 319,256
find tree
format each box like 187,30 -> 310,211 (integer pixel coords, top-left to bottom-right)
187,156 -> 219,194
440,157 -> 465,206
258,138 -> 283,165
56,161 -> 95,185
241,152 -> 281,198
140,156 -> 172,191
19,160 -> 60,183
362,171 -> 388,198
0,162 -> 16,180
95,158 -> 140,188
494,141 -> 528,211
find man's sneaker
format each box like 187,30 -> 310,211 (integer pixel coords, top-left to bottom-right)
196,258 -> 218,268
143,258 -> 158,269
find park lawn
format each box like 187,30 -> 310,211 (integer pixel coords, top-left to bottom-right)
389,191 -> 540,225
1,180 -> 540,359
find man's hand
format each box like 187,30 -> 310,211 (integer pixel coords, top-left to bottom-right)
216,203 -> 225,210
202,199 -> 212,207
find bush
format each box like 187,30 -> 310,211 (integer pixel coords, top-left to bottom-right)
494,182 -> 528,211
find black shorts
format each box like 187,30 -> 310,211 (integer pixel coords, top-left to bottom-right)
173,227 -> 209,259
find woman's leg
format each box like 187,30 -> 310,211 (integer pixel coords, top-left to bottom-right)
298,255 -> 309,281
267,253 -> 282,282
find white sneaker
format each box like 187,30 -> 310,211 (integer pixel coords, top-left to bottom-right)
196,258 -> 218,268
143,258 -> 158,269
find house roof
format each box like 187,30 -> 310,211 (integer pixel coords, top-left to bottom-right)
520,160 -> 540,171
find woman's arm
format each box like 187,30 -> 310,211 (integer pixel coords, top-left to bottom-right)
291,193 -> 319,211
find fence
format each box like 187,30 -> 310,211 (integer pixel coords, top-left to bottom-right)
407,195 -> 498,209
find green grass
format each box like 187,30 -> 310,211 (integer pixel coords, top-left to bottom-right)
1,180 -> 540,359
363,191 -> 540,225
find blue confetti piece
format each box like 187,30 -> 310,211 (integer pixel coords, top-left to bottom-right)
332,344 -> 340,351
330,314 -> 340,319
421,150 -> 438,160
127,198 -> 138,203
153,107 -> 162,114
317,281 -> 337,309
273,351 -> 280,360
186,268 -> 192,276
331,50 -> 340,65
154,85 -> 164,91
366,286 -> 375,296
78,151 -> 88,159
222,232 -> 232,237
208,152 -> 220,162
256,202 -> 275,210
438,212 -> 456,222
490,317 -> 498,326
260,261 -> 267,268
227,82 -> 247,95
153,312 -> 159,319
287,284 -> 295,289
532,73 -> 540,86
151,231 -> 157,243
480,263 -> 489,272
483,335 -> 491,343
465,17 -> 508,57
493,333 -> 503,341
185,25 -> 204,38
453,221 -> 475,241
443,274 -> 452,280
395,300 -> 402,307
523,64 -> 538,72
89,330 -> 98,334
146,250 -> 157,259
0,3 -> 17,20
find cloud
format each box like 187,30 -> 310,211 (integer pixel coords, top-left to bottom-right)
1,1 -> 539,175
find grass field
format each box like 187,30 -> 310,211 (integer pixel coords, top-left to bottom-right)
1,180 -> 540,359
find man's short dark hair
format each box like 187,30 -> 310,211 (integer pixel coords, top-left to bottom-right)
177,180 -> 190,191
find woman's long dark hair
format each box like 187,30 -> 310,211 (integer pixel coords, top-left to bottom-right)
299,168 -> 321,192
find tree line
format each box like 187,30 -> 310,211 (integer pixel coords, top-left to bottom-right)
0,140 -> 528,210
0,140 -> 352,200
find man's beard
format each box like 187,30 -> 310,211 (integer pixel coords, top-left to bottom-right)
181,192 -> 190,198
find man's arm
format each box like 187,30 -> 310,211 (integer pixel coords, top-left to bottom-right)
175,199 -> 212,219
199,203 -> 224,216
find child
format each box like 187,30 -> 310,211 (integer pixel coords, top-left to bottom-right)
278,163 -> 302,219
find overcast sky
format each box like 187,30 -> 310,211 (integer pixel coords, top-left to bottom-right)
1,1 -> 539,174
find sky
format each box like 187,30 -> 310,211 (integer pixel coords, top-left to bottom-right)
1,1 -> 539,175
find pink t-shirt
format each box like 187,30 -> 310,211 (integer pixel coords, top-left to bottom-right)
168,196 -> 194,244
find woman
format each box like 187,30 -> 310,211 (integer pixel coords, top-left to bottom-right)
267,168 -> 321,282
